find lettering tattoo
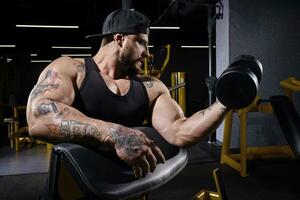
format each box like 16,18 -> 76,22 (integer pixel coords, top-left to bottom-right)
107,124 -> 144,156
141,76 -> 154,88
30,69 -> 63,100
46,120 -> 101,139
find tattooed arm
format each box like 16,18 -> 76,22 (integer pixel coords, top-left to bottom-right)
27,57 -> 165,177
27,57 -> 107,145
143,76 -> 229,148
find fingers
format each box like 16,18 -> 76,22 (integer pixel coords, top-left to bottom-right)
151,144 -> 166,164
139,156 -> 150,175
133,166 -> 142,178
125,132 -> 166,178
146,152 -> 157,172
139,133 -> 165,163
141,141 -> 165,173
145,139 -> 165,164
132,146 -> 165,178
134,155 -> 153,178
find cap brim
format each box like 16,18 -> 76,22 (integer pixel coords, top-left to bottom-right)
84,33 -> 112,40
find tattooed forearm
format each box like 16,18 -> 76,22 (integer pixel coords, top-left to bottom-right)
110,128 -> 143,147
198,110 -> 205,117
198,101 -> 227,117
107,124 -> 144,156
30,69 -> 63,99
203,102 -> 227,132
196,101 -> 228,133
46,120 -> 102,139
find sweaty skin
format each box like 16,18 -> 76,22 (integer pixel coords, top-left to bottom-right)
27,33 -> 228,178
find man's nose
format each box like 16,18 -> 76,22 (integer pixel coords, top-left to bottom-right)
142,47 -> 150,58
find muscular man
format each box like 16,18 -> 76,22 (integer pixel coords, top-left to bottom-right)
26,9 -> 228,178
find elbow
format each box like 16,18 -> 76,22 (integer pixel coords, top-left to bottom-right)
168,131 -> 194,148
28,122 -> 39,137
27,101 -> 49,138
27,119 -> 45,138
160,118 -> 208,148
171,129 -> 208,148
161,119 -> 195,148
172,136 -> 193,149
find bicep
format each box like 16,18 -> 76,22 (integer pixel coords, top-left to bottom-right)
151,93 -> 186,143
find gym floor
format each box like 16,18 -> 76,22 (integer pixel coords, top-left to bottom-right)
0,142 -> 300,200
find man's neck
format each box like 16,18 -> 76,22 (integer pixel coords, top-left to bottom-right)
93,46 -> 127,80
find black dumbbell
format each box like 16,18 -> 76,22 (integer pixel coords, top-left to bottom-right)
215,55 -> 263,109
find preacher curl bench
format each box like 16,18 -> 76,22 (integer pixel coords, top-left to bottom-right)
42,127 -> 188,200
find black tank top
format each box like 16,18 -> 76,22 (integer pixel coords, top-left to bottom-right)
72,57 -> 149,127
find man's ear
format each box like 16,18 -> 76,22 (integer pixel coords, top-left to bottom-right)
113,33 -> 124,47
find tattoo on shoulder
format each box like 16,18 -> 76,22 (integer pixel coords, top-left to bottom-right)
75,62 -> 85,72
140,76 -> 154,88
30,69 -> 63,99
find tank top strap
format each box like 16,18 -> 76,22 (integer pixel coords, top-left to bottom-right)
131,75 -> 149,109
84,57 -> 100,72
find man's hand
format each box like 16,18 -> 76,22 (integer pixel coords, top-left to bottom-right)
107,124 -> 165,178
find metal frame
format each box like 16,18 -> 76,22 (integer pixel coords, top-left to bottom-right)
220,97 -> 295,177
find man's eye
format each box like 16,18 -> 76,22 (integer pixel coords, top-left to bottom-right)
139,41 -> 147,45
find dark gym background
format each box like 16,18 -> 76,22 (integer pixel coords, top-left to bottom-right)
1,0 -> 299,146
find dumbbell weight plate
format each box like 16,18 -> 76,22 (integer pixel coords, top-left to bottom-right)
215,66 -> 259,109
230,55 -> 263,82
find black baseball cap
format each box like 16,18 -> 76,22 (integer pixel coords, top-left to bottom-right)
85,9 -> 150,39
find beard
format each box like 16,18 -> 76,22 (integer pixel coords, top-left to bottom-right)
119,55 -> 142,77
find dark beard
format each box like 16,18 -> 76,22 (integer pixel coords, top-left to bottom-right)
120,60 -> 139,77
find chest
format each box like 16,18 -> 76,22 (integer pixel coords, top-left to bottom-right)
76,71 -> 150,126
99,73 -> 158,104
101,74 -> 131,96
